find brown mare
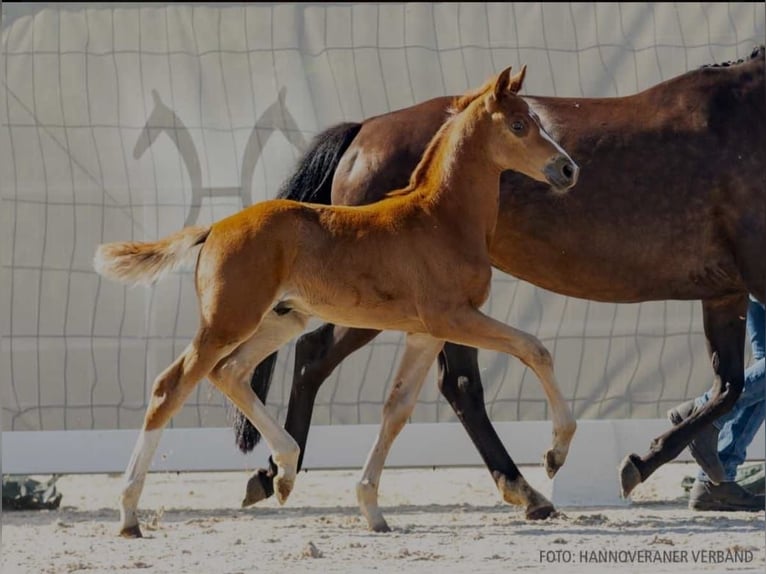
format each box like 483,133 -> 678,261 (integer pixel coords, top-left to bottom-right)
94,66 -> 579,537
235,46 -> 766,520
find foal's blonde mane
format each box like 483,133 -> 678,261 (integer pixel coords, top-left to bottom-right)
447,74 -> 499,115
387,75 -> 500,197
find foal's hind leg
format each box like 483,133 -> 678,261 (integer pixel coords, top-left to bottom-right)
210,311 -> 310,504
356,333 -> 444,532
424,307 -> 576,478
243,324 -> 381,507
438,343 -> 555,519
619,294 -> 747,498
119,333 -> 238,538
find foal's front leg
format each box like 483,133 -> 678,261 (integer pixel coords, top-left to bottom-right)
356,333 -> 444,532
425,307 -> 576,478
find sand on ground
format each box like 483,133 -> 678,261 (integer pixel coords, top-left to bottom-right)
2,462 -> 764,574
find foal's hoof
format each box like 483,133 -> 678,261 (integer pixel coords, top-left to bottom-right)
369,519 -> 391,533
544,448 -> 565,478
119,524 -> 143,539
273,475 -> 295,505
618,454 -> 643,499
525,502 -> 557,520
356,481 -> 390,533
241,468 -> 275,508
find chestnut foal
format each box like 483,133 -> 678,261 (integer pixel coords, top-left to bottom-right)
94,65 -> 578,537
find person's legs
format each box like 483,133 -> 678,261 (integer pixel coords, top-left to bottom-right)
687,357 -> 765,510
700,357 -> 765,479
681,351 -> 764,478
673,298 -> 765,510
746,296 -> 765,360
668,396 -> 727,484
698,355 -> 764,426
717,403 -> 764,478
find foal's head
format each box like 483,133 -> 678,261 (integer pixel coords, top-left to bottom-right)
476,66 -> 579,192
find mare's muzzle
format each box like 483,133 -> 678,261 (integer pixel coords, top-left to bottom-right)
544,154 -> 579,191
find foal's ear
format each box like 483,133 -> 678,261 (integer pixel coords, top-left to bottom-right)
492,66 -> 513,102
508,64 -> 527,94
486,66 -> 513,112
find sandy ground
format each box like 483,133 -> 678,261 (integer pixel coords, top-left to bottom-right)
1,462 -> 764,574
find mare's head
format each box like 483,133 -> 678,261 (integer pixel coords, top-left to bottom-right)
474,66 -> 578,192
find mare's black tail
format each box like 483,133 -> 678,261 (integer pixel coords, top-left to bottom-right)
232,121 -> 362,453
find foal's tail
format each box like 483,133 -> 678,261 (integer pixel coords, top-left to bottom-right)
232,121 -> 362,454
93,226 -> 210,286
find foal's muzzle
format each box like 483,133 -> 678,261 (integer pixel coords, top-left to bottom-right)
544,155 -> 579,191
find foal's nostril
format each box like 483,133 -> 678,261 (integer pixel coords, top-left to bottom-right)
544,157 -> 579,189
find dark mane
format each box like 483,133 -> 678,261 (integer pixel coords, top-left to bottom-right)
701,45 -> 765,68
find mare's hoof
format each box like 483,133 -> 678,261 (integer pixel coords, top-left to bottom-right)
526,503 -> 557,520
119,524 -> 143,539
618,454 -> 643,499
544,449 -> 564,478
241,468 -> 275,508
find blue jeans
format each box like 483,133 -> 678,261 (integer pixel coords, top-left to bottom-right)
696,298 -> 765,482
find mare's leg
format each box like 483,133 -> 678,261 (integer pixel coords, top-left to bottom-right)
210,311 -> 310,504
356,333 -> 444,532
243,324 -> 380,506
438,342 -> 555,519
619,294 -> 747,497
119,329 -> 245,538
424,307 -> 576,478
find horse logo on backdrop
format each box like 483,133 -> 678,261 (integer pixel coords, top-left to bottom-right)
133,87 -> 308,226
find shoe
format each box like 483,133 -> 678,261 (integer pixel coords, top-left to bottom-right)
668,399 -> 727,484
688,479 -> 765,511
735,463 -> 765,496
681,464 -> 766,496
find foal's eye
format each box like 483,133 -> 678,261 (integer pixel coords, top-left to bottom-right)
511,120 -> 525,133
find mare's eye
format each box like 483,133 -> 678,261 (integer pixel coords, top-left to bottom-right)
511,120 -> 525,132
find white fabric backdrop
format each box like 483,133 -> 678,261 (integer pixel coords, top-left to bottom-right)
1,2 -> 764,431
